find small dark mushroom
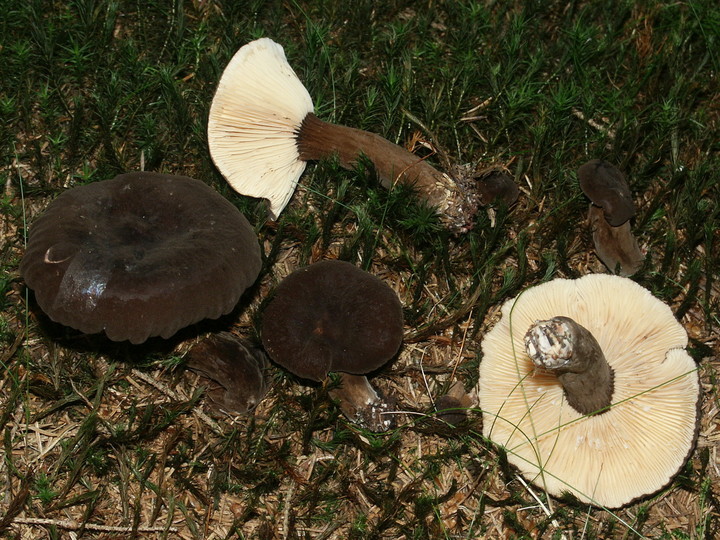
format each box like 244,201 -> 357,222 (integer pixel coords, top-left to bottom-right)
434,381 -> 474,426
21,172 -> 262,344
588,205 -> 644,276
261,260 -> 404,431
474,169 -> 520,207
578,160 -> 643,276
186,332 -> 268,415
208,38 -> 479,232
577,159 -> 635,226
434,395 -> 466,425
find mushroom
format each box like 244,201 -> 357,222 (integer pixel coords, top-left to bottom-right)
474,169 -> 520,207
186,332 -> 269,415
21,172 -> 262,344
261,260 -> 404,431
577,159 -> 635,227
208,37 -> 480,232
434,381 -> 474,426
578,159 -> 644,275
478,274 -> 699,508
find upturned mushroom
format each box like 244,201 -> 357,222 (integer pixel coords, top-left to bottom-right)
478,274 -> 699,508
208,37 -> 481,232
578,159 -> 643,276
186,332 -> 269,415
21,172 -> 262,344
261,260 -> 404,432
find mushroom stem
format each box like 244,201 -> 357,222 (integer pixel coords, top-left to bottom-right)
588,204 -> 644,276
328,373 -> 396,432
296,113 -> 479,232
524,316 -> 614,416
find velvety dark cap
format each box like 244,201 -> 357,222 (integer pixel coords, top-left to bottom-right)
261,260 -> 404,381
20,172 -> 262,344
577,159 -> 636,226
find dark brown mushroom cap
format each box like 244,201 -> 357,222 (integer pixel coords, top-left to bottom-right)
186,332 -> 268,415
578,159 -> 635,226
475,170 -> 520,206
261,260 -> 404,382
20,172 -> 262,344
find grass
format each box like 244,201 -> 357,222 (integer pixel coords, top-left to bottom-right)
1,0 -> 718,538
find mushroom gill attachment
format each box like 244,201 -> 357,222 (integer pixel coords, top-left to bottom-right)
21,172 -> 262,344
261,260 -> 404,431
208,37 -> 480,232
186,332 -> 269,415
478,274 -> 699,508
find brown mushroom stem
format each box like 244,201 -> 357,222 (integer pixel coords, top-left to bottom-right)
588,204 -> 644,276
296,113 -> 480,232
328,373 -> 396,432
524,316 -> 614,416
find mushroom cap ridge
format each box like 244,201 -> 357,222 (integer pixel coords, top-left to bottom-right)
261,260 -> 404,381
21,172 -> 262,344
479,274 -> 699,508
208,37 -> 314,219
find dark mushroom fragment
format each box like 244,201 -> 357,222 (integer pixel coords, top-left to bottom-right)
588,205 -> 644,276
186,332 -> 269,415
434,395 -> 467,426
578,160 -> 643,276
577,159 -> 635,226
261,260 -> 404,431
479,274 -> 700,508
433,380 -> 474,426
474,169 -> 520,207
21,172 -> 262,344
208,38 -> 479,232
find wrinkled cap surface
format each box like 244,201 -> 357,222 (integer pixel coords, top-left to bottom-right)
186,332 -> 268,415
261,260 -> 404,381
578,159 -> 636,226
479,274 -> 699,508
21,172 -> 262,344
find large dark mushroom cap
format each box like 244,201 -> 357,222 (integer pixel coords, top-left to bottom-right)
578,159 -> 635,226
21,172 -> 262,344
261,260 -> 404,381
